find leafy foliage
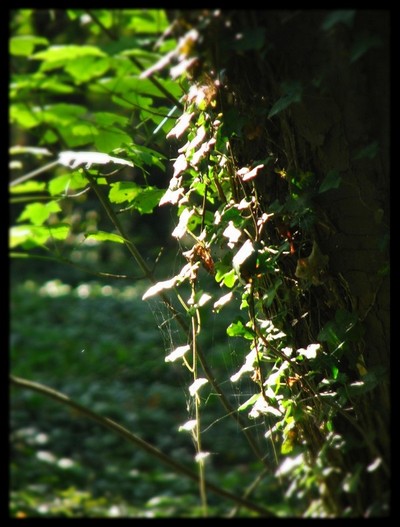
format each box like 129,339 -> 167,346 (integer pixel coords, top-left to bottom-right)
10,8 -> 389,518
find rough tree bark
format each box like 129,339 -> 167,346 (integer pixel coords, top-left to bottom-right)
170,9 -> 390,516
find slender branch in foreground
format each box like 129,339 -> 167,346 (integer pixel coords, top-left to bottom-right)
10,375 -> 274,517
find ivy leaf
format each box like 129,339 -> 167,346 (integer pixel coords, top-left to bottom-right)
227,318 -> 255,339
268,81 -> 303,118
319,170 -> 342,193
172,208 -> 194,239
165,345 -> 191,363
58,151 -> 133,169
189,378 -> 208,396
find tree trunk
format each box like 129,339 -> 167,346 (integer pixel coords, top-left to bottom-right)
170,9 -> 390,516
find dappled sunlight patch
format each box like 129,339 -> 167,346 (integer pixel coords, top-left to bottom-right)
39,279 -> 71,297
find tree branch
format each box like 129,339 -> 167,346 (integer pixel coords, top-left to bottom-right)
10,375 -> 274,517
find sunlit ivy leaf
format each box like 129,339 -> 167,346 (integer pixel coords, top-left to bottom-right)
178,420 -> 197,432
297,343 -> 321,359
142,263 -> 195,300
18,201 -> 61,226
215,265 -> 237,288
318,169 -> 342,193
237,164 -> 264,182
180,126 -> 206,153
58,151 -> 133,169
223,221 -> 242,247
230,349 -> 257,382
268,81 -> 303,118
213,292 -> 233,312
10,35 -> 48,56
321,10 -> 356,31
227,318 -> 255,340
165,345 -> 190,363
172,208 -> 194,238
249,396 -> 282,419
85,231 -> 125,244
189,378 -> 208,396
167,112 -> 195,139
195,452 -> 210,463
172,154 -> 187,178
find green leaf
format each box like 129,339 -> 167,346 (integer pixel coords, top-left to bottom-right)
85,231 -> 125,244
131,187 -> 164,214
32,45 -> 106,64
227,318 -> 254,339
9,224 -> 70,248
65,56 -> 110,83
10,35 -> 48,56
319,170 -> 342,193
94,129 -> 133,153
321,10 -> 356,31
94,112 -> 129,128
109,182 -> 140,204
9,181 -> 47,194
124,9 -> 170,33
10,104 -> 41,129
39,103 -> 87,128
268,81 -> 303,118
127,144 -> 166,171
238,393 -> 260,412
48,172 -> 89,196
17,201 -> 61,226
